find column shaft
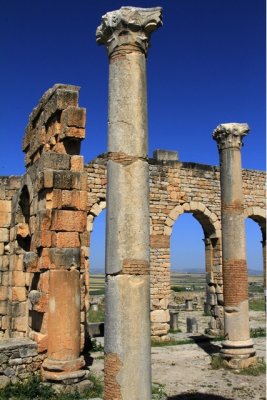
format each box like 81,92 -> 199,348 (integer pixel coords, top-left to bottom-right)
96,7 -> 162,399
213,123 -> 256,368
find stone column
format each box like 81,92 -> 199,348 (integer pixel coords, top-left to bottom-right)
213,123 -> 256,368
96,7 -> 162,399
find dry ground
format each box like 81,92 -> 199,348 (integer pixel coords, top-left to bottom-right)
89,310 -> 266,400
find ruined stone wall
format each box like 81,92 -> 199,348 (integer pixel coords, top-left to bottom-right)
0,90 -> 265,349
0,177 -> 21,337
85,154 -> 266,339
1,85 -> 88,370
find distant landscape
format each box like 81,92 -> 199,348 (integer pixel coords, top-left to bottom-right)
89,269 -> 263,295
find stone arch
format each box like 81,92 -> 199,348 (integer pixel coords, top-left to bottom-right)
164,201 -> 221,239
244,206 -> 266,294
150,202 -> 223,340
244,206 -> 266,241
8,175 -> 34,337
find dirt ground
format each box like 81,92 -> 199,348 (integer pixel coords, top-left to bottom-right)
90,310 -> 266,400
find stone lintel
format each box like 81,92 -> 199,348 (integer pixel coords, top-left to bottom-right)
96,6 -> 162,56
213,123 -> 249,150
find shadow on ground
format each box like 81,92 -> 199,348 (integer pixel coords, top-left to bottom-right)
188,335 -> 221,355
167,393 -> 233,400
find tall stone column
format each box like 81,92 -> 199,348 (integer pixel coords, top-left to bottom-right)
96,7 -> 162,399
213,123 -> 256,368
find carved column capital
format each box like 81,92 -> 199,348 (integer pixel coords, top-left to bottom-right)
213,123 -> 249,150
96,6 -> 162,57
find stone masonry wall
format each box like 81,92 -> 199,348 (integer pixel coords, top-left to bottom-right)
0,177 -> 21,337
85,154 -> 266,340
1,85 -> 88,369
0,338 -> 45,387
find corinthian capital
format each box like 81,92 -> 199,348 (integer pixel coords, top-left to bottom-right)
213,123 -> 249,150
96,6 -> 163,57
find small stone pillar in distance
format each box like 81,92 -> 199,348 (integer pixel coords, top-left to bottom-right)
96,7 -> 162,400
213,123 -> 256,368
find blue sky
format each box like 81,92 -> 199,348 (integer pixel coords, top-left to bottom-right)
1,1 -> 265,271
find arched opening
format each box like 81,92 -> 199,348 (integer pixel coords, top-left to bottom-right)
16,186 -> 31,251
245,217 -> 265,316
87,207 -> 106,341
150,202 -> 223,340
170,211 -> 221,335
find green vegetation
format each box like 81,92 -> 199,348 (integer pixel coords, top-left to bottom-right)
152,383 -> 167,400
248,283 -> 264,294
151,338 -> 194,347
86,374 -> 103,398
236,360 -> 266,376
250,327 -> 266,338
210,355 -> 225,370
90,288 -> 105,295
249,298 -> 265,311
0,374 -> 103,400
88,306 -> 105,323
169,328 -> 182,333
89,338 -> 104,352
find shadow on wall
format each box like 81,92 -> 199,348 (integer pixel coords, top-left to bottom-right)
167,394 -> 232,400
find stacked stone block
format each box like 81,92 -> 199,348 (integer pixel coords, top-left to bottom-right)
3,84 -> 88,382
0,338 -> 45,386
0,177 -> 21,337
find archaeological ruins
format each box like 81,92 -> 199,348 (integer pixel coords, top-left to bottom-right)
0,5 -> 266,399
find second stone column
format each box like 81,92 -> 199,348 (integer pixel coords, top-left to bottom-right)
96,7 -> 162,400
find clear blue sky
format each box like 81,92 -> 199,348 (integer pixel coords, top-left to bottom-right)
0,1 -> 265,271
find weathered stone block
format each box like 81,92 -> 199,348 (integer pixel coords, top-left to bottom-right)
12,287 -> 27,302
23,252 -> 38,271
51,210 -> 86,232
36,210 -> 51,231
34,230 -> 52,248
71,155 -> 84,172
48,248 -> 80,269
0,212 -> 11,228
0,286 -> 8,301
38,153 -> 71,170
13,271 -> 26,287
151,309 -> 170,323
14,316 -> 27,332
0,228 -> 9,243
52,232 -> 80,248
61,106 -> 86,128
0,300 -> 7,315
0,200 -> 11,213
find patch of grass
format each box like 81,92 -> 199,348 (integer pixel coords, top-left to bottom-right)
152,383 -> 167,400
88,306 -> 105,323
169,328 -> 182,333
237,360 -> 266,376
89,339 -> 104,352
85,374 -> 103,398
210,355 -> 225,370
151,338 -> 194,347
0,375 -> 54,400
0,373 -> 104,400
250,327 -> 266,338
249,298 -> 265,311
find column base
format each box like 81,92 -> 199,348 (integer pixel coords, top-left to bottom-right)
220,338 -> 257,368
42,356 -> 86,383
